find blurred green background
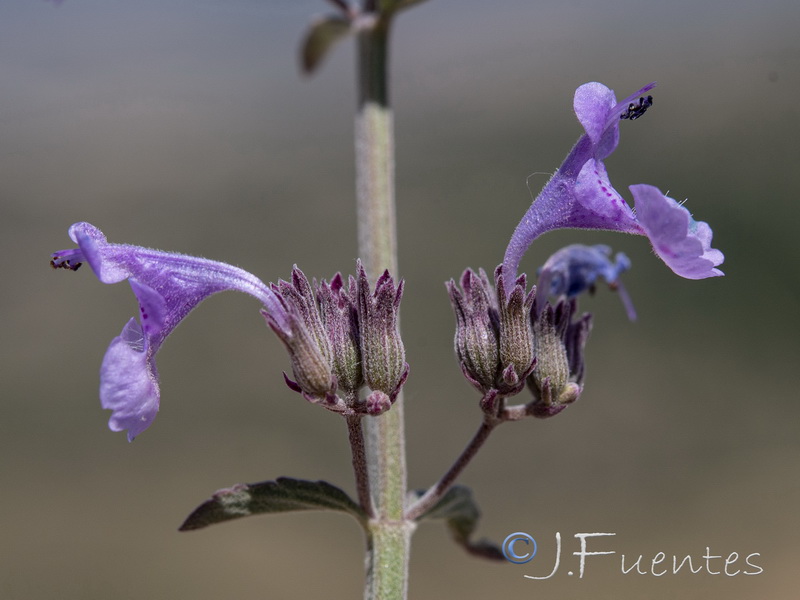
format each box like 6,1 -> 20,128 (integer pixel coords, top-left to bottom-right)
2,1 -> 798,598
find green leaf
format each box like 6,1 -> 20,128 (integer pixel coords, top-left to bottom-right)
300,14 -> 352,74
413,485 -> 504,561
179,477 -> 367,531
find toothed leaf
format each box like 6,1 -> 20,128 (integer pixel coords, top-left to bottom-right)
180,477 -> 366,531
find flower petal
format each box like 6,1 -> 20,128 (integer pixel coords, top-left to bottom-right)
574,82 -> 618,157
129,278 -> 168,343
574,159 -> 637,222
100,319 -> 159,442
58,222 -> 288,330
630,184 -> 724,279
69,222 -> 129,283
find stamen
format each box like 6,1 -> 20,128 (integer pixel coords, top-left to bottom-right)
613,279 -> 637,322
604,82 -> 656,130
50,250 -> 84,271
619,95 -> 653,120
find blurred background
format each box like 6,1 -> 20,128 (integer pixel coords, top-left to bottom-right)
2,0 -> 798,598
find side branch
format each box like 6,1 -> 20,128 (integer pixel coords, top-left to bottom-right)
405,416 -> 499,521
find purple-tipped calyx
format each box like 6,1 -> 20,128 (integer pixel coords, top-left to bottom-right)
51,222 -> 287,441
447,269 -> 500,395
494,266 -> 537,394
317,273 -> 363,396
264,267 -> 338,404
356,261 -> 408,403
528,299 -> 592,418
502,81 -> 723,285
447,266 -> 536,402
264,267 -> 366,406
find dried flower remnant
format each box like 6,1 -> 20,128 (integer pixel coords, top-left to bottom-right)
537,244 -> 636,321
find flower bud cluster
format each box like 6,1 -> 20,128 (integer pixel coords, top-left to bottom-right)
447,267 -> 536,404
448,260 -> 595,419
263,262 -> 407,416
528,299 -> 592,418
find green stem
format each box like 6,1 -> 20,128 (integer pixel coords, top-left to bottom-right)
355,16 -> 410,600
364,519 -> 414,600
356,24 -> 395,274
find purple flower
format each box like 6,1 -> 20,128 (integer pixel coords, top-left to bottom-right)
503,81 -> 724,284
630,184 -> 724,279
51,222 -> 287,441
537,244 -> 637,321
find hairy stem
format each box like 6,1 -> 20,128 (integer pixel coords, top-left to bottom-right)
346,412 -> 374,518
355,15 -> 410,600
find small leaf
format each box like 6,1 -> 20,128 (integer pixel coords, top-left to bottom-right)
413,485 -> 504,561
300,14 -> 352,74
179,477 -> 366,531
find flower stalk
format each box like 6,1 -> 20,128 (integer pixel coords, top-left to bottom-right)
405,416 -> 499,522
346,412 -> 374,518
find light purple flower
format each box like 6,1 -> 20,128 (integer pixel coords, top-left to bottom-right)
537,244 -> 636,321
630,184 -> 724,279
503,81 -> 724,284
51,222 -> 287,441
